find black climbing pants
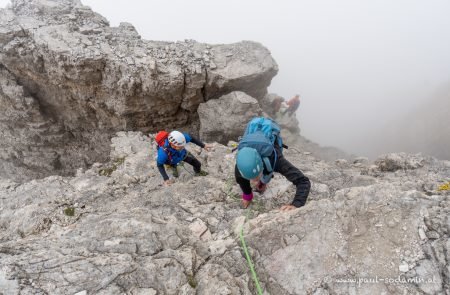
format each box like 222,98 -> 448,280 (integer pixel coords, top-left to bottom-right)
183,153 -> 201,173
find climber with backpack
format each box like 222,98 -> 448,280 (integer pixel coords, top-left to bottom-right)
235,117 -> 311,211
155,130 -> 212,186
282,94 -> 301,117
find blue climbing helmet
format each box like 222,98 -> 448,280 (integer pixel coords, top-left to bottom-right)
236,147 -> 263,180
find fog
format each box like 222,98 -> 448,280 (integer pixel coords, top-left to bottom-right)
2,0 -> 450,158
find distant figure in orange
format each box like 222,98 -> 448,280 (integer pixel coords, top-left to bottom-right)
283,94 -> 300,117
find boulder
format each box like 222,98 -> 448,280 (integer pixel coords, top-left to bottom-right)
198,91 -> 262,143
375,153 -> 426,172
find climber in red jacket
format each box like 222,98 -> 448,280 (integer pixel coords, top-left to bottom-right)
283,95 -> 300,117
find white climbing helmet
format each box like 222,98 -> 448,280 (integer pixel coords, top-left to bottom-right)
168,131 -> 186,147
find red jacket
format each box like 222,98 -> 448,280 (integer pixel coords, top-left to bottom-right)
287,97 -> 300,110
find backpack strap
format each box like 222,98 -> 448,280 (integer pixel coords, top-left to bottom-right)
262,157 -> 273,172
267,148 -> 277,172
260,148 -> 277,184
161,145 -> 173,162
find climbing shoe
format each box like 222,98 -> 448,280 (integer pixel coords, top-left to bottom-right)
195,170 -> 208,177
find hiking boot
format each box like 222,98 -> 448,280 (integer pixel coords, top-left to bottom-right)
195,170 -> 208,177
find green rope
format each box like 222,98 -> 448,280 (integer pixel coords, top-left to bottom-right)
223,170 -> 263,293
239,208 -> 263,295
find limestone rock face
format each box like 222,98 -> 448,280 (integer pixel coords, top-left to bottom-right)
0,132 -> 448,294
0,0 -> 277,181
0,65 -> 111,182
198,91 -> 263,144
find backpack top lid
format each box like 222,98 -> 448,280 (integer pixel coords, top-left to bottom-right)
238,131 -> 274,157
155,131 -> 169,147
237,117 -> 283,178
241,117 -> 283,152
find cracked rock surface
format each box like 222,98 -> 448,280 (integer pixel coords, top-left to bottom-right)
0,0 -> 277,182
0,132 -> 448,294
1,1 -> 449,294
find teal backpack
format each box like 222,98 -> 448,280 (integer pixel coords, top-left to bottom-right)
237,117 -> 285,183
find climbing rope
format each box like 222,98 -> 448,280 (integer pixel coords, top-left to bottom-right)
223,172 -> 263,293
222,169 -> 264,294
240,208 -> 263,295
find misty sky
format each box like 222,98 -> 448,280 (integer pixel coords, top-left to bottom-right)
2,0 -> 450,156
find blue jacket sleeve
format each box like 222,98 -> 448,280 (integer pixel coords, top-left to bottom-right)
156,148 -> 170,181
156,148 -> 168,165
157,163 -> 170,181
